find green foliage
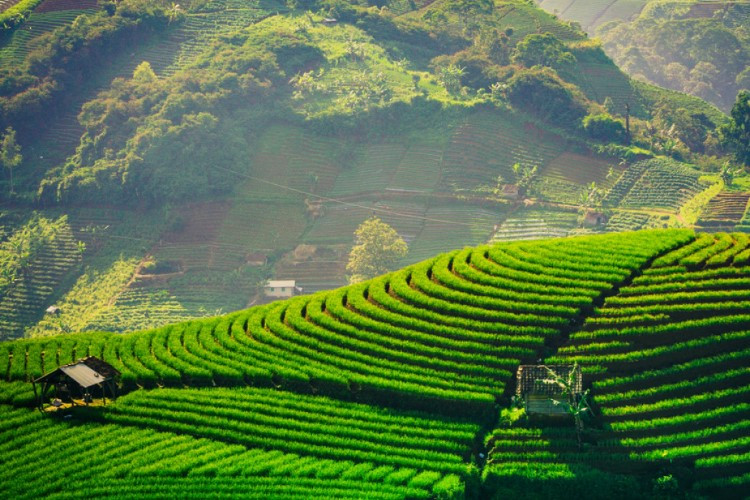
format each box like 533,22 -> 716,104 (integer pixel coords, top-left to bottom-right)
482,463 -> 645,500
0,0 -> 175,135
4,229 -> 749,497
347,216 -> 408,283
0,127 -> 22,194
437,64 -> 465,95
597,9 -> 750,111
38,19 -> 325,204
0,0 -> 44,30
0,213 -> 68,295
505,67 -> 587,127
720,90 -> 750,166
511,33 -> 576,71
583,113 -> 626,143
498,406 -> 527,428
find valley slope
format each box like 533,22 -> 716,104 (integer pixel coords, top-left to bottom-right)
1,0 -> 746,339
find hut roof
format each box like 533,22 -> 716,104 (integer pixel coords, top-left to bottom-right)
266,280 -> 296,288
516,364 -> 582,397
35,356 -> 119,388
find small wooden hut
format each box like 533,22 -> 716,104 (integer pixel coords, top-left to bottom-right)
516,365 -> 582,416
33,356 -> 120,411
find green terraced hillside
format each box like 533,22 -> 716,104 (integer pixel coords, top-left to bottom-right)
1,229 -> 749,498
1,0 -> 745,339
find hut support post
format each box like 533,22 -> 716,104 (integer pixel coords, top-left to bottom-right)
32,380 -> 39,411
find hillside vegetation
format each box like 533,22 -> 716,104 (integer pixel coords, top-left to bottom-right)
0,230 -> 749,498
0,0 -> 747,340
536,0 -> 750,113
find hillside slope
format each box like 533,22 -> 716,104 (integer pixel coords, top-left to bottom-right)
536,0 -> 750,112
0,0 -> 745,340
1,230 -> 749,498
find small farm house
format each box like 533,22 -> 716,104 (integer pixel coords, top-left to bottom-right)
264,280 -> 301,298
582,211 -> 608,227
516,365 -> 582,416
45,305 -> 61,315
33,356 -> 119,410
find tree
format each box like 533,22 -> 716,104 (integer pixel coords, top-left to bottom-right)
346,216 -> 408,284
540,363 -> 593,449
720,90 -> 750,166
437,64 -> 464,95
582,113 -> 626,143
579,181 -> 604,209
721,162 -> 740,187
505,67 -> 587,127
511,162 -> 538,196
0,127 -> 22,195
511,33 -> 575,71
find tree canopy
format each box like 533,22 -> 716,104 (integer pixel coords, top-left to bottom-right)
346,216 -> 408,284
511,33 -> 576,71
720,91 -> 750,166
0,127 -> 22,195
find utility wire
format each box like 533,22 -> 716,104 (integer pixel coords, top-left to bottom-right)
212,165 -> 484,228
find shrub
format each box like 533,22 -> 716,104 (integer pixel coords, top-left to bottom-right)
583,113 -> 626,143
505,67 -> 587,127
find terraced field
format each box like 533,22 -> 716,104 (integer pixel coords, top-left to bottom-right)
605,211 -> 668,232
491,206 -> 578,242
0,395 -> 469,499
0,218 -> 81,340
698,192 -> 750,230
544,232 -> 750,496
442,112 -> 564,190
604,158 -> 705,211
536,0 -> 648,32
2,229 -> 750,497
0,9 -> 96,64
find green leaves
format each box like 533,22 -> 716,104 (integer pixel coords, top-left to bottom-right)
346,217 -> 407,283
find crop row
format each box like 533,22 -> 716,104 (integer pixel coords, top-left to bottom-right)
544,235 -> 750,494
0,405 -> 450,499
106,387 -> 476,473
1,230 -> 694,415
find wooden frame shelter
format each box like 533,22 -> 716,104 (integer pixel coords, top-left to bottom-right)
32,356 -> 120,411
516,365 -> 582,417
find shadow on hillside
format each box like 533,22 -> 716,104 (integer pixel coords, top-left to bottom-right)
480,415 -> 698,500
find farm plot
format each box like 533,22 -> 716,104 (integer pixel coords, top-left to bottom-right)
605,211 -> 669,232
387,143 -> 443,193
737,206 -> 750,233
491,206 -> 578,242
698,192 -> 750,229
0,402 -> 461,499
605,158 -> 704,211
304,203 -> 378,246
329,144 -> 406,197
540,152 -> 622,188
442,112 -> 564,191
219,201 -> 307,254
404,204 -> 503,263
545,233 -> 750,497
537,0 -> 648,31
0,9 -> 96,65
275,257 -> 347,293
241,125 -> 342,202
0,230 -> 692,415
161,0 -> 271,76
0,217 -> 81,341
